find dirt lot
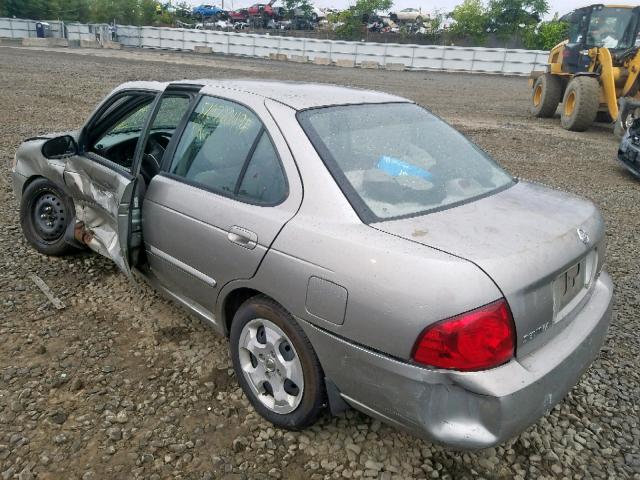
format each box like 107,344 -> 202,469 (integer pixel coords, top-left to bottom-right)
0,45 -> 638,480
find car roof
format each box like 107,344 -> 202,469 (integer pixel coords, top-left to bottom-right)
113,79 -> 410,111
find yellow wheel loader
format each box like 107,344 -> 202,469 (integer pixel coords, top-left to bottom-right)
530,4 -> 640,133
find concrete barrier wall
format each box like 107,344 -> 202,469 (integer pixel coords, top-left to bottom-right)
114,24 -> 549,75
0,17 -> 65,38
0,17 -> 110,43
1,16 -> 549,76
66,23 -> 107,42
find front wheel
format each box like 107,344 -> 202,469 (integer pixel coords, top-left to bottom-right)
531,73 -> 562,118
230,295 -> 325,429
19,178 -> 77,256
561,76 -> 600,132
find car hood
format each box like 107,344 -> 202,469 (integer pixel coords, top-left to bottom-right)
373,181 -> 606,357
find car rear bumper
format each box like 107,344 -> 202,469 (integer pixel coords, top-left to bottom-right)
299,272 -> 613,449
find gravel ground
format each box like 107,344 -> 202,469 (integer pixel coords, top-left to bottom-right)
0,45 -> 638,480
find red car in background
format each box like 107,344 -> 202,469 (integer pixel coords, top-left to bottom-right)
228,8 -> 249,22
247,2 -> 276,17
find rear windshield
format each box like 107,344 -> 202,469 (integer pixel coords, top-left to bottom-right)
298,103 -> 514,222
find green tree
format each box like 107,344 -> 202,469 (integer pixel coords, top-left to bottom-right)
90,0 -> 139,24
449,0 -> 488,41
335,0 -> 393,40
4,0 -> 53,19
139,0 -> 161,25
48,0 -> 91,21
487,0 -> 549,36
0,0 -> 177,24
282,0 -> 312,20
424,8 -> 445,34
523,15 -> 568,50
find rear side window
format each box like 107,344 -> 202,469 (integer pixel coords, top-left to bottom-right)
170,96 -> 287,204
238,132 -> 286,204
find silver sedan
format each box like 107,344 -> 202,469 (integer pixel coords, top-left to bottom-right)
11,80 -> 613,449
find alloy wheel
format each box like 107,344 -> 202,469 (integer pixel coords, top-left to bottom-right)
238,318 -> 304,414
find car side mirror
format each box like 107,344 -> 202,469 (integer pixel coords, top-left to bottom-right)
42,135 -> 78,159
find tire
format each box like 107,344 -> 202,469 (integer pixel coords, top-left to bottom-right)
561,76 -> 601,132
531,73 -> 562,118
20,178 -> 76,256
230,295 -> 325,429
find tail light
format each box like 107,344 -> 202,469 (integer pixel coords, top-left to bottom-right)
411,299 -> 515,372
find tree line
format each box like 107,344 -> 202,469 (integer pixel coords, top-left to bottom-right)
449,0 -> 568,50
0,0 -> 185,24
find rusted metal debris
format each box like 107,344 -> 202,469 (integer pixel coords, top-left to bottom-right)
28,273 -> 65,310
74,221 -> 94,245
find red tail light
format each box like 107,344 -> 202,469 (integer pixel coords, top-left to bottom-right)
412,299 -> 515,372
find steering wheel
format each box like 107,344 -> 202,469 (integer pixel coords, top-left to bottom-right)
141,133 -> 170,184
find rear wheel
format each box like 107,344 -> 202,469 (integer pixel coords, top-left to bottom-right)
561,76 -> 600,132
230,295 -> 325,429
20,178 -> 76,256
531,73 -> 562,118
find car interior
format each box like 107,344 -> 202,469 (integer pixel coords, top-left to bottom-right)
86,93 -> 189,184
83,92 -> 286,204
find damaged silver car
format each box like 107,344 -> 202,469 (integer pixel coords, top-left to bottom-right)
12,80 -> 613,449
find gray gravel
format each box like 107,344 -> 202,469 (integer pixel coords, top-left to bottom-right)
0,45 -> 638,480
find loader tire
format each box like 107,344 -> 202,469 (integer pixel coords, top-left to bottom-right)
561,77 -> 600,132
531,73 -> 562,118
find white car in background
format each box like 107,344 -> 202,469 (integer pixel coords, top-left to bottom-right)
214,19 -> 234,30
293,5 -> 326,21
390,7 -> 424,23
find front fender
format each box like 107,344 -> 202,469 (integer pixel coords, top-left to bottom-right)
13,130 -> 80,194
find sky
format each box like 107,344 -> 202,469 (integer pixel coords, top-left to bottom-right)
182,0 -> 640,17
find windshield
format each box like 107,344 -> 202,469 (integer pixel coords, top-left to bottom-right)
587,7 -> 638,49
298,103 -> 514,222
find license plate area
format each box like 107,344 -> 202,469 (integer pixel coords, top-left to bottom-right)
553,259 -> 587,320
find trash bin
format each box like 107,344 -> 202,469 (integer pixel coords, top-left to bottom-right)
35,22 -> 51,38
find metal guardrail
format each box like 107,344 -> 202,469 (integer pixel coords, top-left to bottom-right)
1,17 -> 549,76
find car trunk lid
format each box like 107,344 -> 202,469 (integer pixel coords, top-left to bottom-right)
373,181 -> 605,358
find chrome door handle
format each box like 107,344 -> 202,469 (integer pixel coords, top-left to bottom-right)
227,226 -> 258,250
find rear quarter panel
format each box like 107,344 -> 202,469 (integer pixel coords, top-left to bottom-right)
220,100 -> 503,360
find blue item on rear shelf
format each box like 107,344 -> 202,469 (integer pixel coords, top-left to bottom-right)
377,155 -> 433,180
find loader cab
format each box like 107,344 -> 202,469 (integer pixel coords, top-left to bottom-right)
561,5 -> 640,73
